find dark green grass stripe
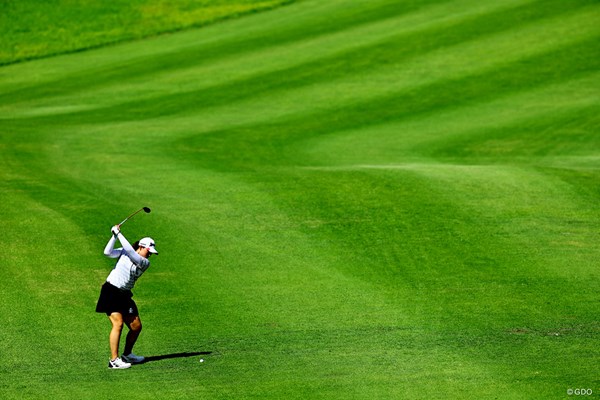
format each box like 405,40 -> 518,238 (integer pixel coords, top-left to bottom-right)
0,0 -> 447,102
551,166 -> 600,204
425,104 -> 600,161
0,162 -> 128,242
163,37 -> 599,171
0,128 -> 145,243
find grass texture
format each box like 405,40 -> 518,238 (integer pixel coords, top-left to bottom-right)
0,0 -> 599,398
0,0 -> 294,65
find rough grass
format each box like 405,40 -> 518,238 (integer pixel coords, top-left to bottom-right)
0,0 -> 295,65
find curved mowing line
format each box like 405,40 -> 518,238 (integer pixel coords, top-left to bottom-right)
299,73 -> 600,165
0,0 -> 592,106
2,6 -> 597,131
0,0 -> 440,97
153,39 -> 598,172
4,38 -> 593,175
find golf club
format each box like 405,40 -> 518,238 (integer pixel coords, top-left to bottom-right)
119,206 -> 151,226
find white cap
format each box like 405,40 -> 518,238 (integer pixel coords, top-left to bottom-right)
139,237 -> 158,254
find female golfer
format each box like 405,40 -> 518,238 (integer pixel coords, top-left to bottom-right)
96,225 -> 158,369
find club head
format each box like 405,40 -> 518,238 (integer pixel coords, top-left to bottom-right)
143,207 -> 151,213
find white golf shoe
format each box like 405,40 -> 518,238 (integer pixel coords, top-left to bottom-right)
122,353 -> 145,364
108,357 -> 131,369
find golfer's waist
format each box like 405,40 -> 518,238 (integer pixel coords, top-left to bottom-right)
104,281 -> 133,292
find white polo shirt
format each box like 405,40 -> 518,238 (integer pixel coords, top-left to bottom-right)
104,233 -> 150,290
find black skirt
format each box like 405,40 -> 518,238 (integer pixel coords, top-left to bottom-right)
95,282 -> 139,316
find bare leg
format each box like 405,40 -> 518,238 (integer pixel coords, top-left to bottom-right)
108,313 -> 124,360
123,315 -> 142,355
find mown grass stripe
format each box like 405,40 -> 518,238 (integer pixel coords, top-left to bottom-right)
0,0 -> 441,97
140,37 -> 595,172
3,2 -> 596,137
0,2 -> 574,110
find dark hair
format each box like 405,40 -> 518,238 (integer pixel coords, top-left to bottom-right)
132,241 -> 140,250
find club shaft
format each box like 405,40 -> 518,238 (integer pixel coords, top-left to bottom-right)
119,208 -> 144,226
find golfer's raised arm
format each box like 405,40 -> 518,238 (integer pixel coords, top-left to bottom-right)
116,230 -> 145,265
103,228 -> 120,258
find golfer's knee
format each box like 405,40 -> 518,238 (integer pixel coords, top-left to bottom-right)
111,320 -> 124,331
109,314 -> 124,330
130,319 -> 142,332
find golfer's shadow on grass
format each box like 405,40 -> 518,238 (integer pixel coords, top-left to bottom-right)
142,351 -> 212,364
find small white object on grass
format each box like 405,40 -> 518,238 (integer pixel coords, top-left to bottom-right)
200,358 -> 204,363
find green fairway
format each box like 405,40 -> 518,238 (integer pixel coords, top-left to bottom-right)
1,0 -> 599,398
